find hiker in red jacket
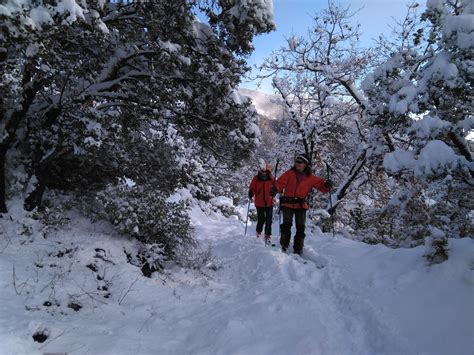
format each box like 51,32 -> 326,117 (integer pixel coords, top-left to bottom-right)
248,160 -> 275,243
270,153 -> 333,255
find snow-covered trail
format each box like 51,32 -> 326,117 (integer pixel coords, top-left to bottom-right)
153,207 -> 472,355
0,205 -> 473,355
183,211 -> 405,355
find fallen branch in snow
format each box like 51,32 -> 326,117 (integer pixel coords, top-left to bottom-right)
0,222 -> 14,253
118,274 -> 141,305
78,287 -> 109,305
12,264 -> 31,295
12,265 -> 19,295
38,329 -> 66,350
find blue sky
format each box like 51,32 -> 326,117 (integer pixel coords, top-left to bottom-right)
241,0 -> 419,93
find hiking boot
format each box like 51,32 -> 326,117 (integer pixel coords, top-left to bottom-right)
264,235 -> 271,246
281,246 -> 287,253
256,232 -> 261,239
293,249 -> 303,255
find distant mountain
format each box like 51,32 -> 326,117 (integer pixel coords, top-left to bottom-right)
239,88 -> 285,120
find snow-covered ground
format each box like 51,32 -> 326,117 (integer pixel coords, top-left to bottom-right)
0,202 -> 473,355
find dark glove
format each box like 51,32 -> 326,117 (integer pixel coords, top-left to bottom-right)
324,179 -> 334,189
248,190 -> 254,199
270,186 -> 278,197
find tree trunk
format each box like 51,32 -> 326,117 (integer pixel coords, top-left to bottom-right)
24,177 -> 47,212
0,146 -> 7,213
326,148 -> 367,215
24,164 -> 48,212
0,67 -> 41,213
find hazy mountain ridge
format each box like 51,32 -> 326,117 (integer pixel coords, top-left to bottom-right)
239,88 -> 285,120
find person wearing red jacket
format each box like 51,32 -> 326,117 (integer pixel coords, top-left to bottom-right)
270,153 -> 333,255
248,160 -> 275,242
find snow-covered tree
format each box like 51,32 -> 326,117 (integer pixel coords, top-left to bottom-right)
1,0 -> 274,257
0,0 -> 274,207
259,1 -> 377,229
362,0 -> 473,249
258,0 -> 472,250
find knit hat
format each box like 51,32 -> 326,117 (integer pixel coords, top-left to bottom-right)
295,153 -> 310,164
258,158 -> 270,172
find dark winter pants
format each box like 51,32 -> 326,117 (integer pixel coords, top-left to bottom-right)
280,207 -> 307,253
256,206 -> 273,236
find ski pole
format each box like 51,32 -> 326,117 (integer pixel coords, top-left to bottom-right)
325,162 -> 335,238
270,158 -> 280,246
244,198 -> 251,237
273,158 -> 280,188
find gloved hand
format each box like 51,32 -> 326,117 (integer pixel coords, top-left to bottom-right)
248,190 -> 254,199
324,179 -> 334,189
270,186 -> 278,197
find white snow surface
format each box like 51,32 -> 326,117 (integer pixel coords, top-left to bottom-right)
0,200 -> 473,355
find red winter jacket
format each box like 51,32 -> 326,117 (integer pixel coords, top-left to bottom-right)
275,167 -> 330,209
249,170 -> 275,208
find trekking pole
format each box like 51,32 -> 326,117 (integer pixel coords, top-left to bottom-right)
273,158 -> 280,185
244,198 -> 251,237
267,158 -> 280,246
325,162 -> 335,238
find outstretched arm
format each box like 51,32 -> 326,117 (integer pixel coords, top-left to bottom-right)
275,171 -> 290,193
312,175 -> 330,193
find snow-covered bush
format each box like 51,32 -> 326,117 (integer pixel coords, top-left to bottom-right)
423,230 -> 449,265
124,243 -> 168,278
176,244 -> 222,272
96,180 -> 194,258
376,189 -> 432,247
31,205 -> 71,236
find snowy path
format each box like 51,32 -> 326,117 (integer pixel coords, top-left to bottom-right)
184,212 -> 407,355
0,206 -> 473,354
